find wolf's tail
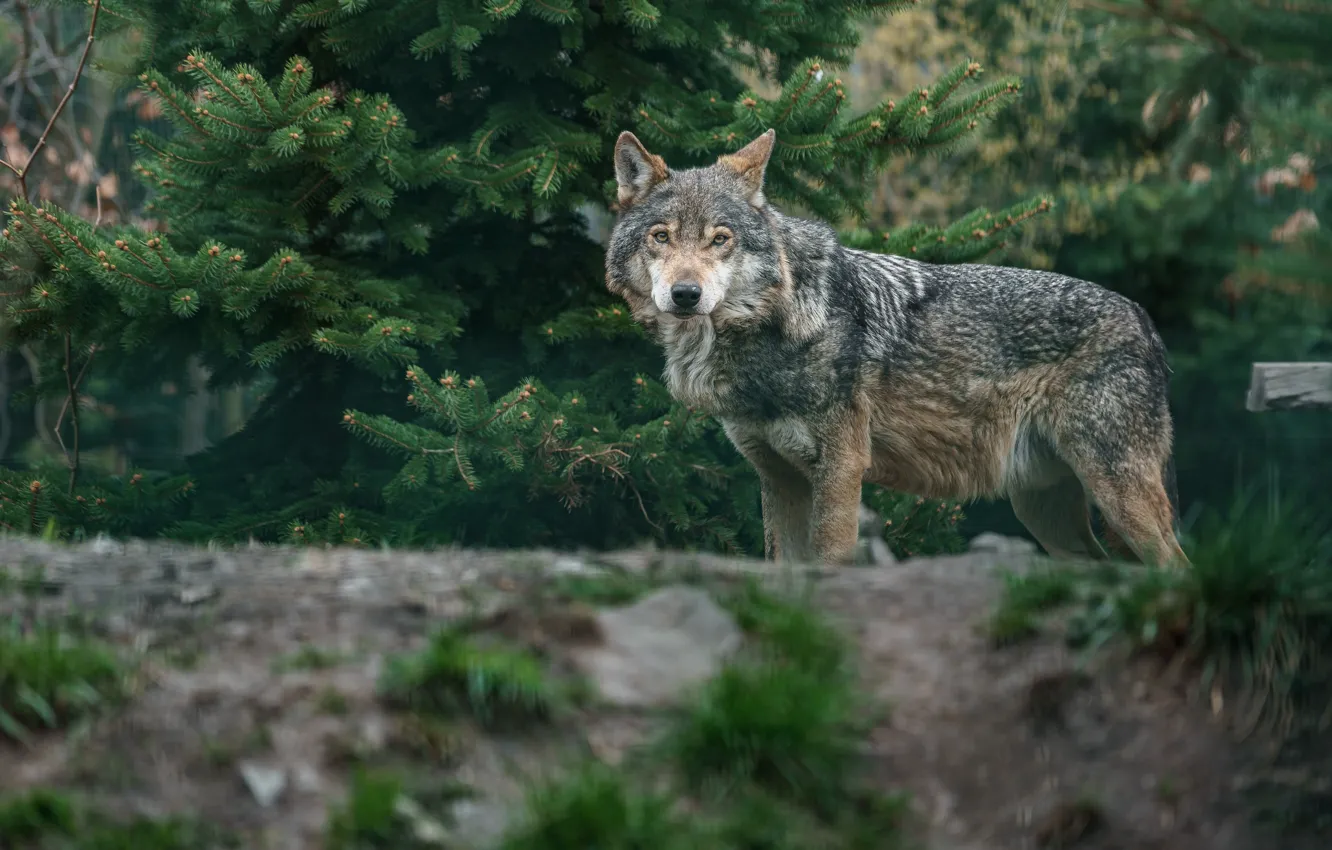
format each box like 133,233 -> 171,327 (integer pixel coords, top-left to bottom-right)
1135,303 -> 1182,535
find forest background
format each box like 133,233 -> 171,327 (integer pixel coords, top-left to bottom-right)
0,0 -> 1327,558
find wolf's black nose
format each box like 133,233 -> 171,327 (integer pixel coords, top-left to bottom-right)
671,281 -> 702,309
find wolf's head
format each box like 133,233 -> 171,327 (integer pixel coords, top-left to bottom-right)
604,130 -> 782,326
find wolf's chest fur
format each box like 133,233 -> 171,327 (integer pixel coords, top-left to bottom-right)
658,316 -> 843,421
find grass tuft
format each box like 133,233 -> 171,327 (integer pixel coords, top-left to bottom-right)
987,566 -> 1079,646
548,569 -> 653,607
498,763 -> 701,850
661,660 -> 860,812
993,488 -> 1332,742
0,789 -> 75,842
326,768 -> 471,849
0,622 -> 124,743
272,644 -> 348,673
378,627 -> 561,728
722,578 -> 849,674
0,789 -> 232,848
1153,494 -> 1331,735
326,770 -> 406,849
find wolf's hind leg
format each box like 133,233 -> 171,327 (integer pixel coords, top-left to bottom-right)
1010,475 -> 1108,561
1082,467 -> 1188,568
1046,356 -> 1190,569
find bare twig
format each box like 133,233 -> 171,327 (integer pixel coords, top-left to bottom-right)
3,0 -> 103,201
53,341 -> 96,493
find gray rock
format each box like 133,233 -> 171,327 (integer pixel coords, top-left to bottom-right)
858,536 -> 897,567
855,503 -> 898,567
968,532 -> 1038,556
447,798 -> 513,849
239,761 -> 288,808
88,533 -> 122,556
178,583 -> 217,605
569,585 -> 742,708
551,556 -> 594,576
858,503 -> 883,537
395,795 -> 450,845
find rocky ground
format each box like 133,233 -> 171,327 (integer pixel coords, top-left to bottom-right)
0,532 -> 1323,849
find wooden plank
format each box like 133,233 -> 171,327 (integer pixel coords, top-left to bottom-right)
1245,362 -> 1332,411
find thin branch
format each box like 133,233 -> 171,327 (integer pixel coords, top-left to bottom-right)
53,341 -> 97,494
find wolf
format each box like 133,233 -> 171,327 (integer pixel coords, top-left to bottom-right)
604,128 -> 1189,569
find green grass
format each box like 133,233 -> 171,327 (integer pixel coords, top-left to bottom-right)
497,763 -> 704,850
272,644 -> 349,673
326,768 -> 472,849
0,789 -> 233,848
326,770 -> 409,849
660,660 -> 861,812
659,580 -> 868,813
317,687 -> 352,716
378,628 -> 562,728
992,489 -> 1332,739
722,578 -> 849,674
987,566 -> 1080,646
548,569 -> 655,607
1151,494 -> 1331,734
0,621 -> 124,743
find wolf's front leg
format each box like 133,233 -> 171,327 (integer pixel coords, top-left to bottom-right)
811,407 -> 872,565
758,472 -> 813,562
724,422 -> 814,562
811,464 -> 864,565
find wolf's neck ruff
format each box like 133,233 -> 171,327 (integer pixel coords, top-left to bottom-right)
651,206 -> 932,418
659,318 -> 722,411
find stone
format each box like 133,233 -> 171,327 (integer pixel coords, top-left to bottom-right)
569,585 -> 742,708
179,583 -> 217,605
88,533 -> 122,556
968,532 -> 1037,556
858,502 -> 882,537
855,503 -> 898,566
550,556 -> 594,575
395,795 -> 450,845
238,761 -> 288,808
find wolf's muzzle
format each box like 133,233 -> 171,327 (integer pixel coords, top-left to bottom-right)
670,281 -> 702,311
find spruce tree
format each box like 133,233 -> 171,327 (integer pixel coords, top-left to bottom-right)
1,0 -> 1044,552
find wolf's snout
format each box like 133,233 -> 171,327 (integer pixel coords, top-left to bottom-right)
670,281 -> 702,310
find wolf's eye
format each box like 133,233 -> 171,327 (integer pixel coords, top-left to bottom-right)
711,233 -> 729,246
652,231 -> 670,244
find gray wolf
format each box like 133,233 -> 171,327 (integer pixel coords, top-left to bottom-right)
604,128 -> 1189,568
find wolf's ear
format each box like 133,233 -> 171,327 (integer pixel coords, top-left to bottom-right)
718,129 -> 776,206
614,131 -> 669,208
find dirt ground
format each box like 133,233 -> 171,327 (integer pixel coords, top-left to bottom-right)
0,537 -> 1321,849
